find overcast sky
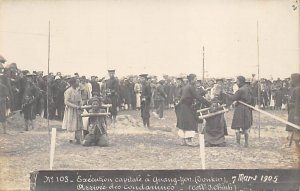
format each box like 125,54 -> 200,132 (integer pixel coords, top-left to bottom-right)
0,0 -> 299,79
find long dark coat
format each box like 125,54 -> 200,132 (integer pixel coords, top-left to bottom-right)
178,83 -> 210,131
227,84 -> 253,131
22,81 -> 39,121
0,83 -> 9,122
141,82 -> 152,120
286,85 -> 300,132
105,77 -> 119,117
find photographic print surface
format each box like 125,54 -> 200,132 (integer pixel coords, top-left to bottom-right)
0,0 -> 299,190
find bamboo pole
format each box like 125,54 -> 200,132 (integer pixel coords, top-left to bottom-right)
257,20 -> 261,140
80,113 -> 111,117
198,109 -> 228,120
238,100 -> 300,130
198,123 -> 205,169
47,21 -> 51,140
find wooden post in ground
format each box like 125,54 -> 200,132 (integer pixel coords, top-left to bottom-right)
198,123 -> 206,169
50,128 -> 56,170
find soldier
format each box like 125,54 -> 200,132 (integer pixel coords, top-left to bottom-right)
154,79 -> 167,119
22,72 -> 39,131
140,74 -> 152,128
286,73 -> 300,148
0,69 -> 9,133
52,76 -> 68,120
105,70 -> 119,124
226,76 -> 253,147
177,74 -> 211,146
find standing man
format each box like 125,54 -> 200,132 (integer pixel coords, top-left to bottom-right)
105,70 -> 119,124
286,73 -> 300,148
0,71 -> 9,133
226,76 -> 253,147
155,79 -> 167,119
91,76 -> 101,97
174,77 -> 184,128
177,74 -> 211,146
62,77 -> 83,144
22,73 -> 39,131
140,74 -> 152,128
134,78 -> 142,110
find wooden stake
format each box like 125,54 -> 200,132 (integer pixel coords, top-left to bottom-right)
238,100 -> 300,130
198,124 -> 205,169
49,128 -> 56,170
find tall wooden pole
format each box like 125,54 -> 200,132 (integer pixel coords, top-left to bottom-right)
47,21 -> 51,139
257,21 -> 261,140
202,46 -> 205,81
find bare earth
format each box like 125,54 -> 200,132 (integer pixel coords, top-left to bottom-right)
0,108 -> 299,191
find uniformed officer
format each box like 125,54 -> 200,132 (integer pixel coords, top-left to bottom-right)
140,74 -> 152,128
22,72 -> 39,131
105,70 -> 119,125
0,69 -> 9,133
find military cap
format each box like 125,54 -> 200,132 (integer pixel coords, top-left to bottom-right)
187,73 -> 197,81
236,76 -> 246,83
108,70 -> 115,73
65,75 -> 72,80
176,77 -> 183,81
139,74 -> 148,78
216,78 -> 223,83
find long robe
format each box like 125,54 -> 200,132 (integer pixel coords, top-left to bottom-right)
178,83 -> 211,132
62,87 -> 83,132
203,95 -> 228,146
227,84 -> 253,131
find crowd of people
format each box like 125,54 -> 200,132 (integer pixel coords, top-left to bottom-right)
0,54 -> 299,148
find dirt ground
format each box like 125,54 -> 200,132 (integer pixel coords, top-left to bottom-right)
0,108 -> 299,191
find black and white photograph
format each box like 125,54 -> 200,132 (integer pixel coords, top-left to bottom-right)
0,0 -> 299,190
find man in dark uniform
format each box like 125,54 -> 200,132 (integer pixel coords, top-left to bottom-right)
286,73 -> 300,148
226,76 -> 253,147
154,79 -> 167,119
52,76 -> 68,120
0,68 -> 10,133
22,72 -> 39,131
140,74 -> 152,128
105,70 -> 119,125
